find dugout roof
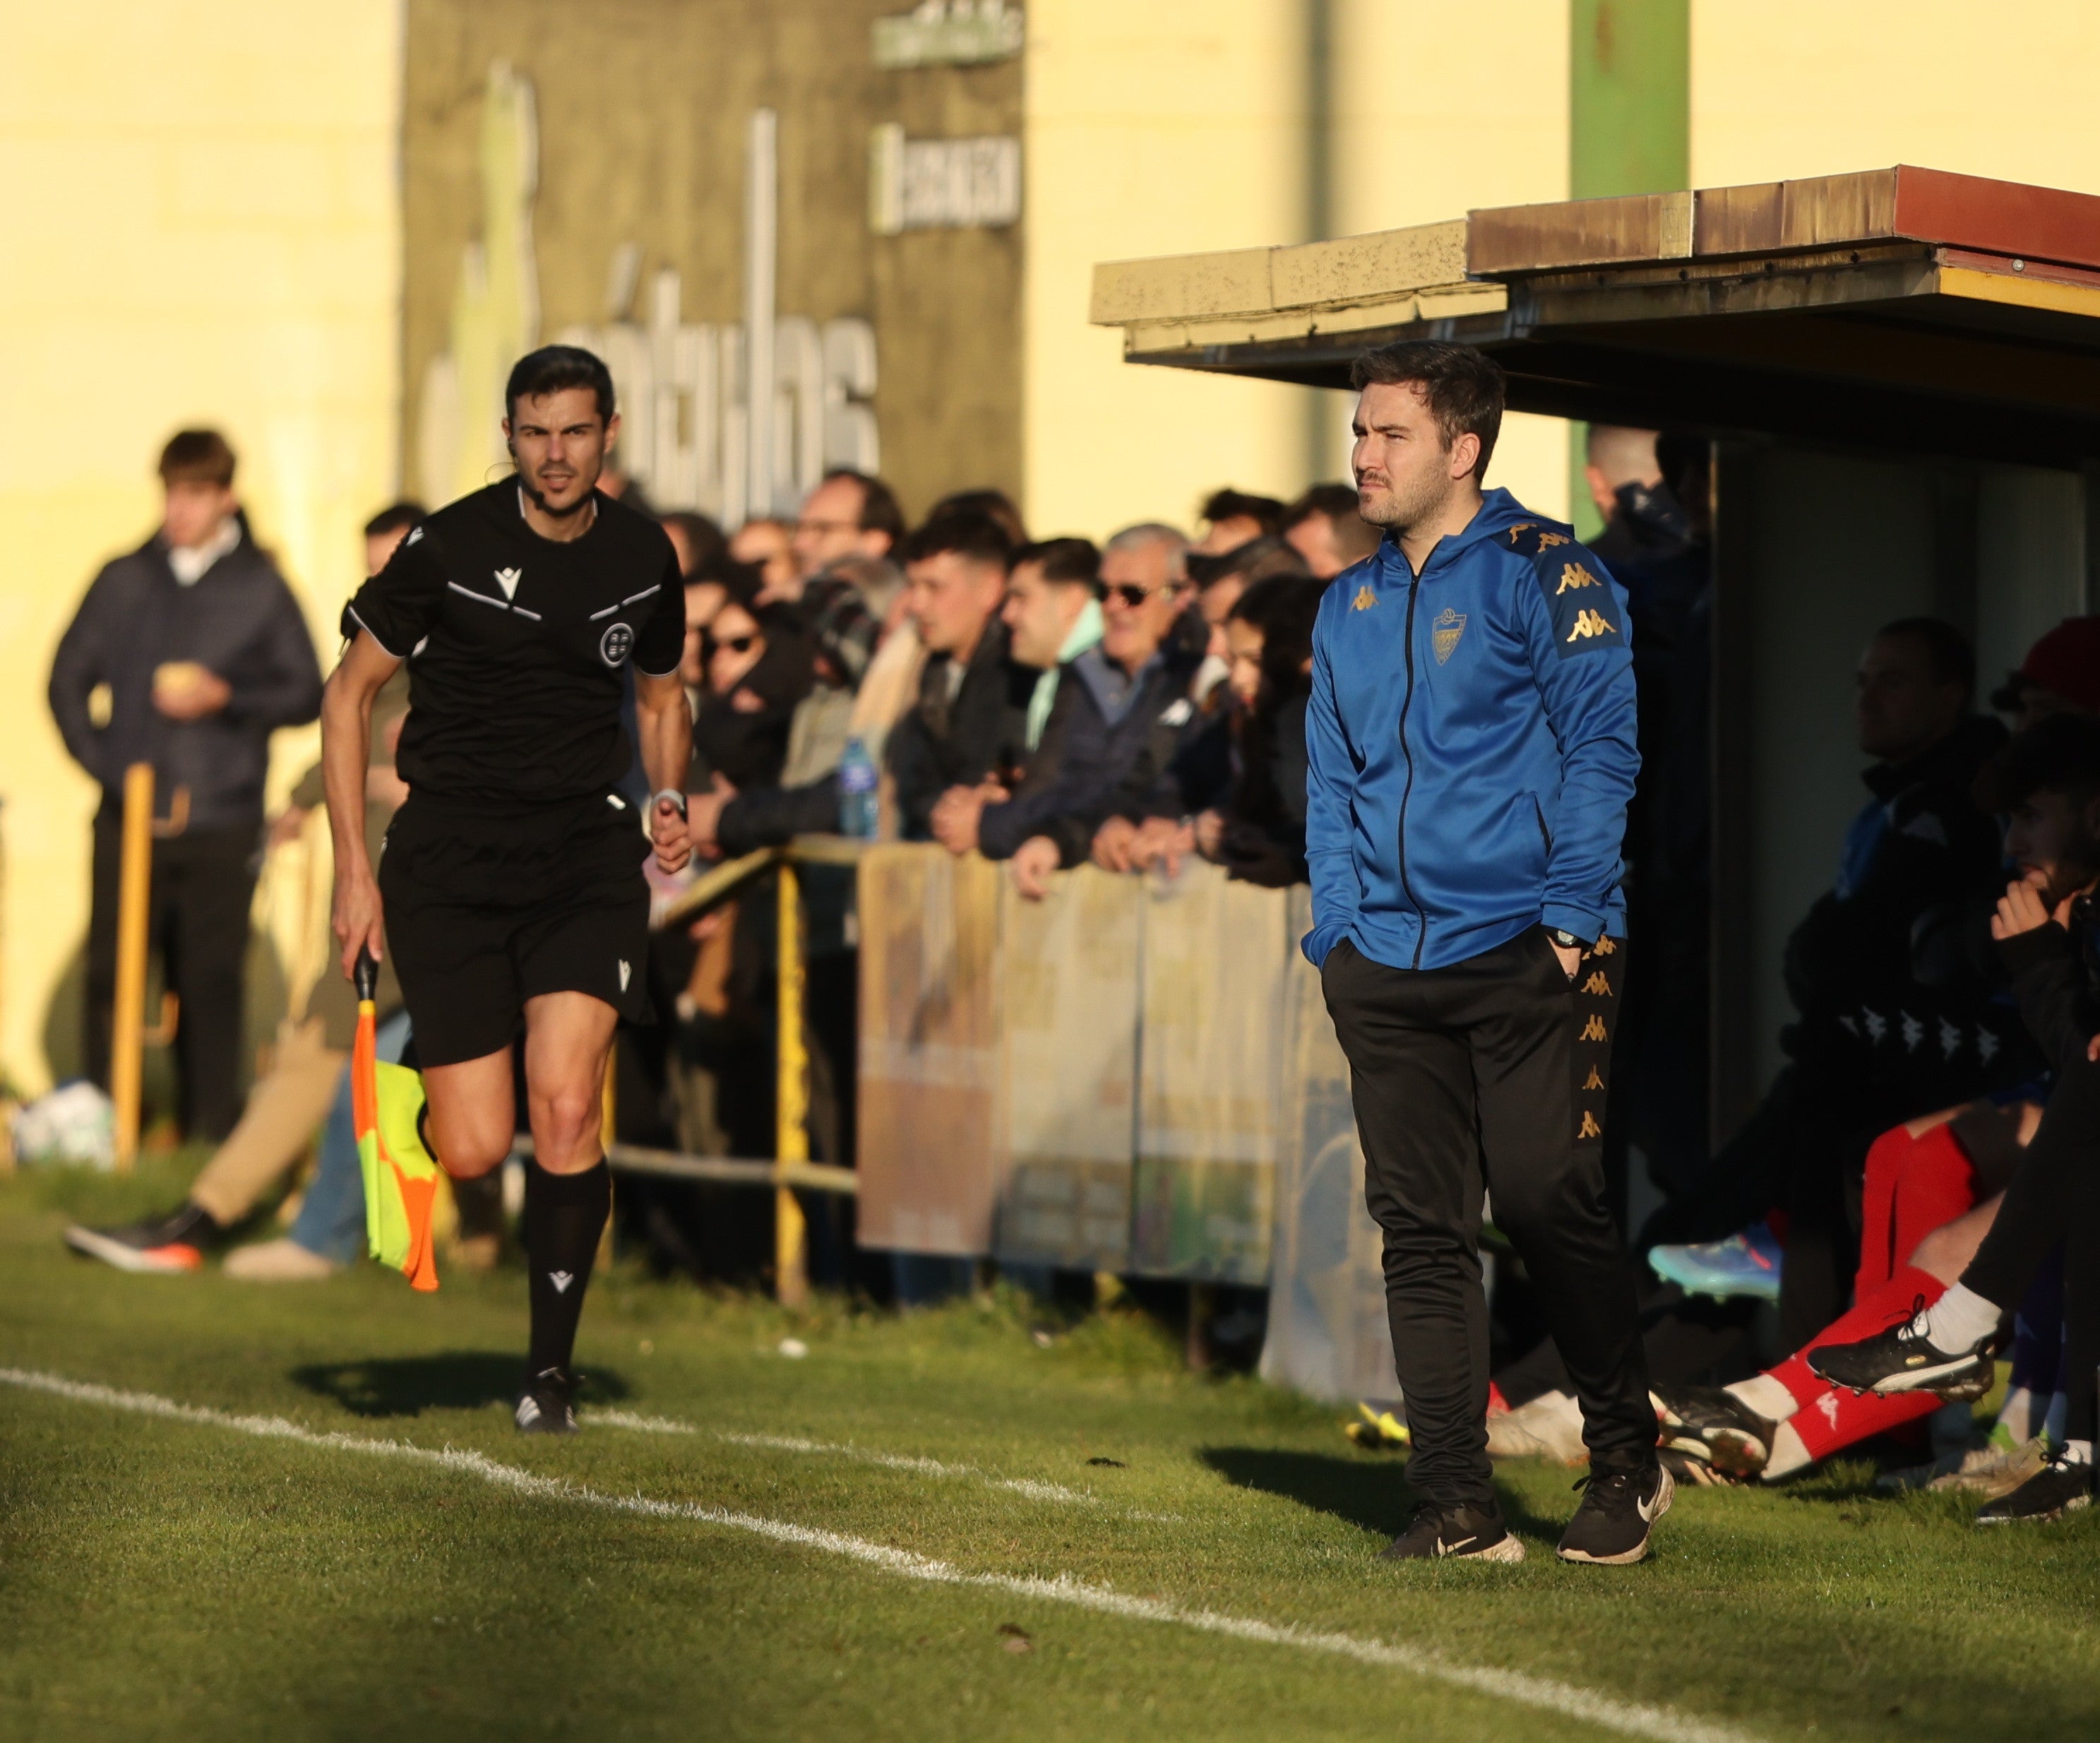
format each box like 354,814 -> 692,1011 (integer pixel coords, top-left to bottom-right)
1089,166 -> 2100,470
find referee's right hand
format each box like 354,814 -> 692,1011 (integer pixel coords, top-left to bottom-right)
333,869 -> 386,982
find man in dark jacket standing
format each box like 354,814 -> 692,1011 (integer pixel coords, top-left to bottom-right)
883,512 -> 1032,840
49,429 -> 323,1141
1307,341 -> 1664,1566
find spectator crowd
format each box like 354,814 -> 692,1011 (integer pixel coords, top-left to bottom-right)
44,410 -> 2100,1526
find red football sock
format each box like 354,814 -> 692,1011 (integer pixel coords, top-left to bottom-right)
1769,1265 -> 1947,1410
1782,1378 -> 1942,1464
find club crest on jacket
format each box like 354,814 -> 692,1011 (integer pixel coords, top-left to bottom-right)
1431,607 -> 1466,665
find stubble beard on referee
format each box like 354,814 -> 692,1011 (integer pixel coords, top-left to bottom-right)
518,461 -> 597,520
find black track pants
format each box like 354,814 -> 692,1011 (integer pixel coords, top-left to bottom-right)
1964,1054 -> 2100,1444
85,814 -> 258,1143
1321,928 -> 1655,1509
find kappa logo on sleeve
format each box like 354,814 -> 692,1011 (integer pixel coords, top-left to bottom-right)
1532,549 -> 1625,657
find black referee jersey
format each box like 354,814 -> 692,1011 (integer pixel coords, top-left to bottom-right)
343,482 -> 684,807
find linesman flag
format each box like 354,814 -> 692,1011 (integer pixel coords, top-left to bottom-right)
353,948 -> 441,1292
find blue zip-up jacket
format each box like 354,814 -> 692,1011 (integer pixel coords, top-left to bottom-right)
1302,487 -> 1638,972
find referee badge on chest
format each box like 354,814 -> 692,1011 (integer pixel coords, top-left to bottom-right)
1431,607 -> 1467,665
599,621 -> 635,666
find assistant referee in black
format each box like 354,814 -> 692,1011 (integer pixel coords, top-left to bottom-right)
323,345 -> 691,1434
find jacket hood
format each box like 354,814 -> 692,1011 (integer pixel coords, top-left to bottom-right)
1369,487 -> 1544,577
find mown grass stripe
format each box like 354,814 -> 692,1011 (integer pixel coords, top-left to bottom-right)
2,1366 -> 1758,1743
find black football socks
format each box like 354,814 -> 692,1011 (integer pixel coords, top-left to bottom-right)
525,1160 -> 611,1376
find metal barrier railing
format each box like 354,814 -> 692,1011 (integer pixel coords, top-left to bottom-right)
646,835 -> 865,1302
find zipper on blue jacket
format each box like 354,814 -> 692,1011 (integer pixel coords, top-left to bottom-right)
1395,565 -> 1425,968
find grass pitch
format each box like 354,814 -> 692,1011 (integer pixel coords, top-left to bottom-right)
2,1159 -> 2096,1743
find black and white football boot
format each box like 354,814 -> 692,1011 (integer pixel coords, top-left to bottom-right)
1651,1383 -> 1774,1480
1807,1296 -> 1993,1399
1974,1446 -> 2094,1525
514,1366 -> 578,1435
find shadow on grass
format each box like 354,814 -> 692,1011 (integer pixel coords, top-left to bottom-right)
291,1350 -> 631,1419
1200,1446 -> 1569,1542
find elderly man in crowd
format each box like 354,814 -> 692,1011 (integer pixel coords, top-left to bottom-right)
997,523 -> 1207,896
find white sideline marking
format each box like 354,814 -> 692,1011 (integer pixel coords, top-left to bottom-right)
1,1367 -> 1755,1743
594,1412 -> 1183,1522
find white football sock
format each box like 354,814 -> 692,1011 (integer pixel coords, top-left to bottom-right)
1726,1373 -> 1799,1423
1995,1384 -> 2040,1444
1762,1420 -> 1812,1481
1920,1283 -> 1999,1352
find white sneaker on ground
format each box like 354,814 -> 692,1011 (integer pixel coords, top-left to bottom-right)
222,1239 -> 338,1282
1487,1390 -> 1589,1463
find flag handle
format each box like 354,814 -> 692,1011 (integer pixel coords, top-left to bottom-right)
354,946 -> 378,1005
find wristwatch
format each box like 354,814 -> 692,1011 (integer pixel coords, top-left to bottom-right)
1546,927 -> 1582,952
652,787 -> 689,821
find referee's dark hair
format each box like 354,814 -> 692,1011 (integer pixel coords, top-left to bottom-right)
506,345 -> 616,422
363,500 -> 426,540
823,468 -> 906,547
1349,340 -> 1505,481
897,510 -> 1014,570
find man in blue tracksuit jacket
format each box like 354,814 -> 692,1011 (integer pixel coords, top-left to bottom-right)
1308,341 -> 1665,1565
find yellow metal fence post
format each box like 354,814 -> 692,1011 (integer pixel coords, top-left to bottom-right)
775,862 -> 811,1307
110,763 -> 155,1173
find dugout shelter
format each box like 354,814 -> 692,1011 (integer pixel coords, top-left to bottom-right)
1091,164 -> 2100,1136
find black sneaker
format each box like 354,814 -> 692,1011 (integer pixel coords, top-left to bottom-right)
1974,1448 -> 2094,1525
1557,1463 -> 1672,1564
1651,1383 -> 1774,1479
1380,1499 -> 1525,1562
63,1202 -> 222,1274
1807,1295 -> 1993,1398
514,1367 -> 578,1435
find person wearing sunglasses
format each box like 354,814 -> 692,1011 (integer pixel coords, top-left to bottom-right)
688,576 -> 816,814
995,524 -> 1210,898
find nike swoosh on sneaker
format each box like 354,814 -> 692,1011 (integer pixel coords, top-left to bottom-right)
1637,1489 -> 1661,1523
1438,1535 -> 1478,1554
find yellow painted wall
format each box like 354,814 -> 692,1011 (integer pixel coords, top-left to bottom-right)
1022,1 -> 1321,539
1328,0 -> 1572,517
0,1 -> 402,1095
1692,1 -> 2100,195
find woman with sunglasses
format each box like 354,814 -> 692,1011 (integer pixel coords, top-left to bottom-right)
689,577 -> 815,797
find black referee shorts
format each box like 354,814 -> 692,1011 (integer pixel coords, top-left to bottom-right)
378,788 -> 652,1067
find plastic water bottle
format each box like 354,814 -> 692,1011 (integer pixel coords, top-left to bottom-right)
838,734 -> 879,838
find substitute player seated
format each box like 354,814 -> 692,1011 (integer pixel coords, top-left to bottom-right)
321,343 -> 691,1434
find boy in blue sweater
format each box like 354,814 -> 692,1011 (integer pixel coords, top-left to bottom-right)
1309,341 -> 1664,1564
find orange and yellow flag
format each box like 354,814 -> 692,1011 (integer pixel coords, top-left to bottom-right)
353,951 -> 441,1292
